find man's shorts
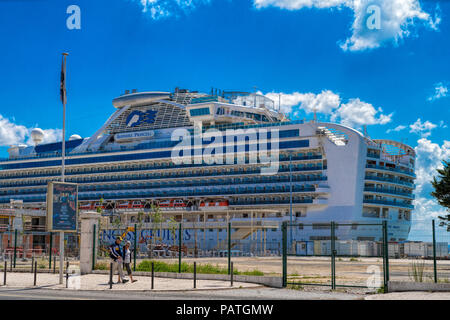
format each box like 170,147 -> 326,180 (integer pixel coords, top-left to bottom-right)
124,263 -> 132,275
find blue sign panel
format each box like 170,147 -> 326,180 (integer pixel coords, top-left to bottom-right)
126,110 -> 158,127
47,182 -> 78,232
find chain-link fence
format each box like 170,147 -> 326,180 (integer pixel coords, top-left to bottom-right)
90,218 -> 450,291
95,220 -> 281,277
282,221 -> 388,291
387,219 -> 450,284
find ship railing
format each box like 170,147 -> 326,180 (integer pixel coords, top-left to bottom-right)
364,187 -> 415,198
363,199 -> 414,209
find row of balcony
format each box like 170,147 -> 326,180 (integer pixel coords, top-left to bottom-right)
364,175 -> 414,188
0,165 -> 327,189
363,187 -> 415,199
0,175 -> 325,197
366,164 -> 415,178
229,198 -> 314,206
0,155 -> 323,182
363,199 -> 414,209
0,184 -> 326,204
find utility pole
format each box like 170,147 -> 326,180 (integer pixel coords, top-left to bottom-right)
59,52 -> 69,284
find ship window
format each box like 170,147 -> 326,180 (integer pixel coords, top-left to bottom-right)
190,108 -> 210,117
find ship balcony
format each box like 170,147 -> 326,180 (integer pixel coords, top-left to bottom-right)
364,175 -> 414,188
229,198 -> 313,207
314,186 -> 331,197
366,152 -> 380,159
312,198 -> 328,205
366,164 -> 416,178
363,199 -> 414,209
364,187 -> 415,199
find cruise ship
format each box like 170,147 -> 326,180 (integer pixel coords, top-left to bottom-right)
0,88 -> 416,251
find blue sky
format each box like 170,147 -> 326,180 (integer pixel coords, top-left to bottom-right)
0,0 -> 449,238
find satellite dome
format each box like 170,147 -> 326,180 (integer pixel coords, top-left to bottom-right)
30,128 -> 44,145
69,134 -> 82,141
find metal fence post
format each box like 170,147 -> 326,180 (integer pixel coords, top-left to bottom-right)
432,220 -> 437,283
109,262 -> 113,289
92,224 -> 96,270
53,257 -> 56,274
382,220 -> 389,293
134,224 -> 137,272
3,261 -> 6,285
33,261 -> 37,286
282,221 -> 287,288
228,222 -> 231,275
331,221 -> 336,290
230,262 -> 234,287
178,223 -> 182,273
49,232 -> 53,269
151,262 -> 154,290
13,229 -> 17,268
193,262 -> 197,289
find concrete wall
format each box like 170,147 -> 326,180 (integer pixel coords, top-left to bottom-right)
388,281 -> 450,292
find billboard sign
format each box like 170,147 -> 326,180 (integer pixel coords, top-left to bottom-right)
46,182 -> 78,232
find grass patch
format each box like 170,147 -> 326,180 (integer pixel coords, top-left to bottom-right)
38,260 -> 47,269
94,262 -> 109,270
136,260 -> 264,276
409,260 -> 425,282
287,284 -> 304,291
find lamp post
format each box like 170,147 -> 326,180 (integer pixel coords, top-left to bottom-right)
288,151 -> 293,249
59,52 -> 69,284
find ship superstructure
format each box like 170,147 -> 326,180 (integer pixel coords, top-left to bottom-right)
0,88 -> 416,247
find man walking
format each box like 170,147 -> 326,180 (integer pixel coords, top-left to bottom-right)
109,236 -> 128,284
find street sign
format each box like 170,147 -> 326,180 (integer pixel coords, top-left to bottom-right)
46,182 -> 78,232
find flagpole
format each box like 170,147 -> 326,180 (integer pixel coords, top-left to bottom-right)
60,52 -> 69,284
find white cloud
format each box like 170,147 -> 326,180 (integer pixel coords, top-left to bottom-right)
264,90 -> 341,115
409,118 -> 437,137
134,0 -> 210,19
0,115 -> 29,146
411,138 -> 450,234
427,82 -> 448,102
330,98 -> 392,128
0,114 -> 61,148
386,125 -> 406,133
263,90 -> 392,128
253,0 -> 440,51
414,137 -> 450,194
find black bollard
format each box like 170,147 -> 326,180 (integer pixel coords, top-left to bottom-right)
10,254 -> 12,272
109,263 -> 113,289
31,257 -> 34,273
230,262 -> 234,287
66,261 -> 69,288
33,261 -> 37,286
193,262 -> 197,289
3,261 -> 6,285
151,262 -> 154,290
53,257 -> 56,274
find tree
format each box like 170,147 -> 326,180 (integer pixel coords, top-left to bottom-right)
167,216 -> 178,246
96,198 -> 104,214
148,204 -> 163,258
431,160 -> 450,231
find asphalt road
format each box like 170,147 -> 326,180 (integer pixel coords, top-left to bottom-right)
0,287 -> 362,300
